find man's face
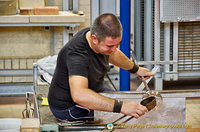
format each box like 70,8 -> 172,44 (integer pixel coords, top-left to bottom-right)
92,35 -> 122,55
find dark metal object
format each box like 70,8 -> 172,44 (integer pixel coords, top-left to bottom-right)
140,96 -> 156,111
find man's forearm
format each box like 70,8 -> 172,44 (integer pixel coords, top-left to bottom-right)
73,87 -> 115,112
109,49 -> 135,70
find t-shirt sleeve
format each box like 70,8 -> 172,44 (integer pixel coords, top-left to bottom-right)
66,49 -> 89,78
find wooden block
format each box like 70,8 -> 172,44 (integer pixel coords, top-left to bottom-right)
20,9 -> 34,15
12,59 -> 19,69
4,59 -> 11,69
20,118 -> 40,132
0,59 -> 4,69
34,6 -> 59,15
27,59 -> 34,69
19,59 -> 27,69
19,0 -> 45,9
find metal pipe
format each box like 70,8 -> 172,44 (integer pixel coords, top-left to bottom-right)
134,0 -> 142,61
144,0 -> 153,69
91,0 -> 99,24
154,0 -> 163,90
173,22 -> 178,80
164,23 -> 170,80
120,0 -> 131,91
33,63 -> 38,91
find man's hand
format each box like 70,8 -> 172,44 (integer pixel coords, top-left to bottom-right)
136,67 -> 155,80
120,102 -> 148,118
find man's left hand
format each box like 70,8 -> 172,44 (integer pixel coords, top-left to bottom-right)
135,67 -> 155,80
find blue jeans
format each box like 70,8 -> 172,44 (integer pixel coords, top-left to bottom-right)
49,104 -> 94,122
49,83 -> 114,122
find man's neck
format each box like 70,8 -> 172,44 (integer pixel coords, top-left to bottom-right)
86,31 -> 98,53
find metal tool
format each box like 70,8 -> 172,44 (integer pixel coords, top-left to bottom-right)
137,65 -> 160,91
109,96 -> 157,129
141,75 -> 163,111
108,71 -> 163,128
22,92 -> 34,118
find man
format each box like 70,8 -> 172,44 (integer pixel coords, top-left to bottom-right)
48,13 -> 154,122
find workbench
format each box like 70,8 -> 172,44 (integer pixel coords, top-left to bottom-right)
35,84 -> 200,131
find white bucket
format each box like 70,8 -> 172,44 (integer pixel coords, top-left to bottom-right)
0,118 -> 22,132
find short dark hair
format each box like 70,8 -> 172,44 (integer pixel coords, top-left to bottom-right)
90,13 -> 122,42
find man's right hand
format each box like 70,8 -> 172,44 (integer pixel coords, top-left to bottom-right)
120,102 -> 148,118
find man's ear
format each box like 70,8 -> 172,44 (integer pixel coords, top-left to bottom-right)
91,34 -> 98,45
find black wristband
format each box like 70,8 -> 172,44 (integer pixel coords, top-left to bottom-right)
113,99 -> 123,113
128,64 -> 139,73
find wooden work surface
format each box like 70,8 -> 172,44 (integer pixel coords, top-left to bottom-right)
0,11 -> 85,24
36,85 -> 58,125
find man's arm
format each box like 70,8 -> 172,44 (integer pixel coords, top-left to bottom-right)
109,49 -> 154,78
69,75 -> 114,112
109,48 -> 134,70
69,75 -> 148,118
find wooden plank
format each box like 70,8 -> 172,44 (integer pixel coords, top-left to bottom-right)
0,15 -> 29,24
20,118 -> 40,132
30,11 -> 85,23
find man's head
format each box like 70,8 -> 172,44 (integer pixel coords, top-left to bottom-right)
90,13 -> 122,55
91,13 -> 122,42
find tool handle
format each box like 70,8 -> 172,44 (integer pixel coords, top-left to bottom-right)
141,76 -> 151,91
136,65 -> 160,91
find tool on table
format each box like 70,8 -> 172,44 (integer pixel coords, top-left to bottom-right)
22,92 -> 34,118
141,75 -> 163,111
110,95 -> 157,127
109,67 -> 163,128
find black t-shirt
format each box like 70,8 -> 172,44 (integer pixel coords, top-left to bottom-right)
48,28 -> 110,109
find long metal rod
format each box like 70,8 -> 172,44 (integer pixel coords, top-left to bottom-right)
173,22 -> 179,80
164,22 -> 171,80
33,63 -> 38,91
154,0 -> 163,90
120,0 -> 131,91
134,0 -> 142,61
144,0 -> 153,69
